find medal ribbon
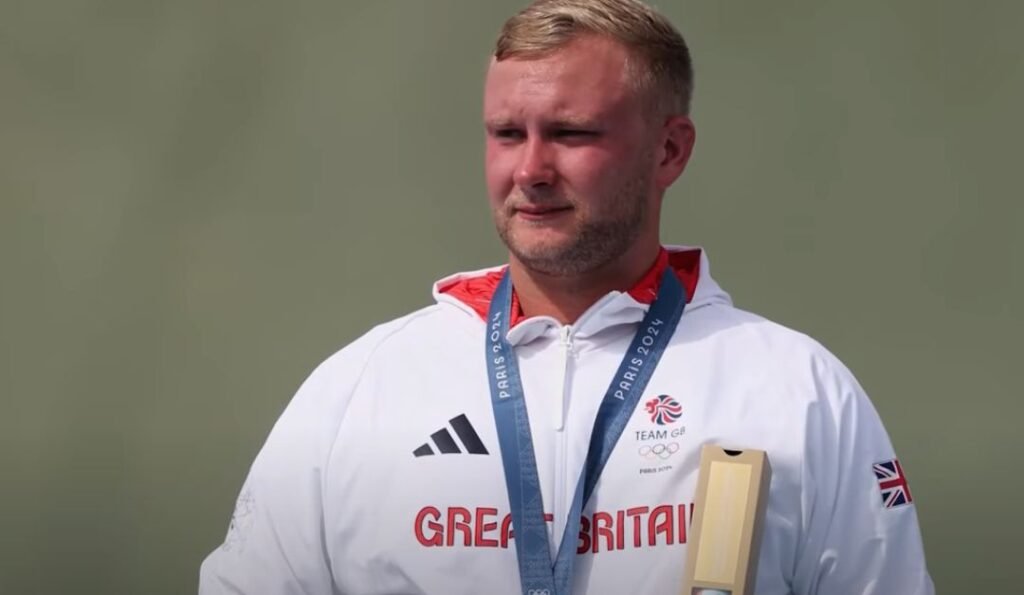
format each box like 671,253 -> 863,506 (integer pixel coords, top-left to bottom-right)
485,267 -> 686,595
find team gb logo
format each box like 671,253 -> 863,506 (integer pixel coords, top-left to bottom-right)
645,395 -> 682,425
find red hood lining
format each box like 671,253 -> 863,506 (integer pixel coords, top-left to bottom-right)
438,248 -> 701,326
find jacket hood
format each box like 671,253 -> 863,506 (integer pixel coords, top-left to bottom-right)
432,245 -> 732,341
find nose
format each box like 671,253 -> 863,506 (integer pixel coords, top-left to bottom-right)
512,137 -> 556,189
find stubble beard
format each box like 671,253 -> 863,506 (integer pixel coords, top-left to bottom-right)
495,174 -> 651,277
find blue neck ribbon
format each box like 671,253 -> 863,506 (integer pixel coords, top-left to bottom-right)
485,267 -> 687,595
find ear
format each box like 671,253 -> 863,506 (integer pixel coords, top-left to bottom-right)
654,115 -> 696,191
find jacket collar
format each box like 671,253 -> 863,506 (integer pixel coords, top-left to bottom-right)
433,245 -> 730,345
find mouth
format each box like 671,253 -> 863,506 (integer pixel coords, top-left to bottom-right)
512,205 -> 574,222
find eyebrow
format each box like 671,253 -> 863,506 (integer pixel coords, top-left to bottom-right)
549,116 -> 600,128
483,115 -> 603,130
483,118 -> 518,130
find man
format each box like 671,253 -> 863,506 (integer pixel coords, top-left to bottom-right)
200,0 -> 934,593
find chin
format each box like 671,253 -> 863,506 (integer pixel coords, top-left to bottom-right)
508,240 -> 589,276
507,229 -> 575,258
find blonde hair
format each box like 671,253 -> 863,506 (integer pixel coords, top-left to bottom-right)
494,0 -> 694,116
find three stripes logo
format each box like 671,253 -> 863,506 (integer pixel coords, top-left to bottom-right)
413,414 -> 489,457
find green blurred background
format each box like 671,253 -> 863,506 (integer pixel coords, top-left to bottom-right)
1,0 -> 1021,593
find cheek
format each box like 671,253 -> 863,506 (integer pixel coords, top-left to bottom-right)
559,149 -> 619,194
484,143 -> 516,207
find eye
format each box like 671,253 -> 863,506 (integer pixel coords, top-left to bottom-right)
552,129 -> 600,142
554,129 -> 592,137
490,127 -> 525,142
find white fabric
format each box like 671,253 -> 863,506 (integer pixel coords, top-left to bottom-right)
199,246 -> 934,595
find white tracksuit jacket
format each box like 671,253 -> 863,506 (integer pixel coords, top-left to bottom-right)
199,246 -> 934,595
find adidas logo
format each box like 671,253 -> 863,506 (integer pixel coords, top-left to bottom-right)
413,414 -> 489,457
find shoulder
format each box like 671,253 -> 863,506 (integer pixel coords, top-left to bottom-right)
685,302 -> 867,408
690,303 -> 850,369
687,305 -> 899,482
259,305 -> 464,450
303,304 -> 461,394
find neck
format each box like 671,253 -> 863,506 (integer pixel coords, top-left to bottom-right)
509,239 -> 661,325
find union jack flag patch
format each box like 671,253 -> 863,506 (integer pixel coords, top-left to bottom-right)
874,459 -> 913,509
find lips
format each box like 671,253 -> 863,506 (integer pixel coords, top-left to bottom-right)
512,205 -> 573,220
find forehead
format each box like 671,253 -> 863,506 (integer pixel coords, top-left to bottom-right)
483,36 -> 638,121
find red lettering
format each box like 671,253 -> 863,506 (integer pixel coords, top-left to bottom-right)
648,505 -> 674,546
415,506 -> 444,547
616,510 -> 625,551
500,513 -> 514,548
592,512 -> 614,553
577,515 -> 591,554
415,503 -> 693,551
626,506 -> 648,548
475,507 -> 499,548
446,507 -> 472,547
677,504 -> 688,544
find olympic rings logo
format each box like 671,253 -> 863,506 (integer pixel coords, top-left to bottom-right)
638,442 -> 680,460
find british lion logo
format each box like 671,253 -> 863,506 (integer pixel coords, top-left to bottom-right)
645,395 -> 682,425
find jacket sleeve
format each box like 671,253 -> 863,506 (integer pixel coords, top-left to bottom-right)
198,328 -> 388,595
791,350 -> 934,594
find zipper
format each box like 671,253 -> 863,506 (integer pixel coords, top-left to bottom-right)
555,325 -> 574,431
552,324 -> 574,551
